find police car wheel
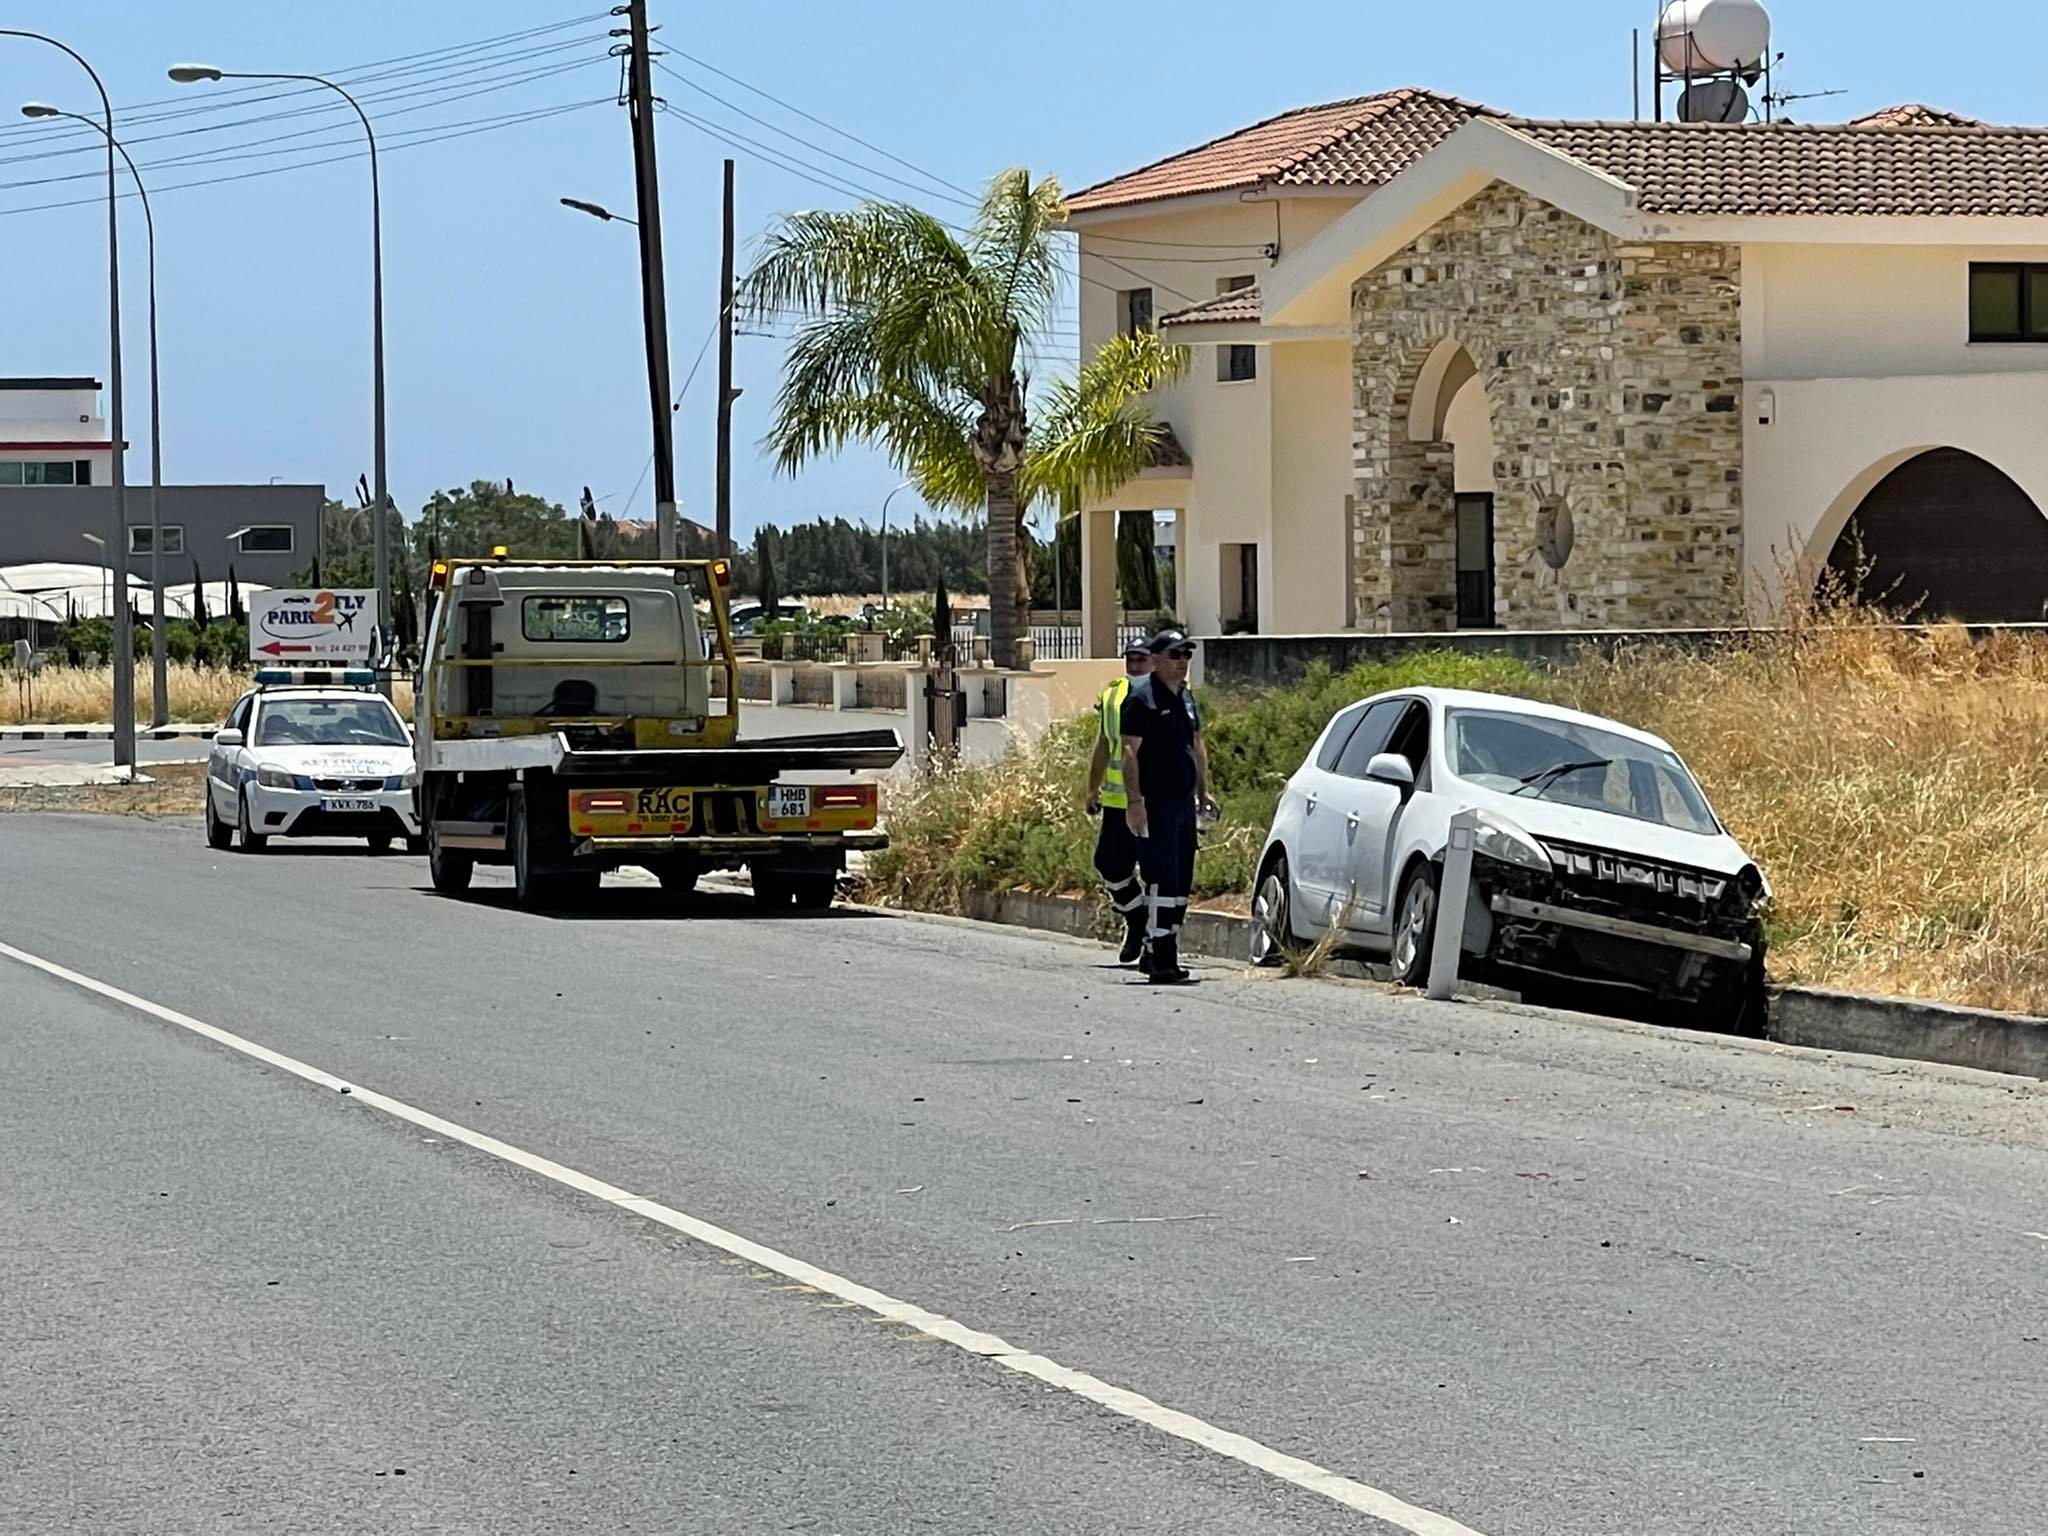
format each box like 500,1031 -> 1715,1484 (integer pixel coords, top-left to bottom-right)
204,789 -> 232,850
235,792 -> 269,853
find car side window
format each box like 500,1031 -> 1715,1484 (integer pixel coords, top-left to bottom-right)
1314,704 -> 1369,771
1386,701 -> 1431,780
224,696 -> 251,734
1332,700 -> 1408,779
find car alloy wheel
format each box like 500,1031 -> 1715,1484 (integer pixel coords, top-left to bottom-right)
236,792 -> 268,853
1390,865 -> 1438,986
1249,860 -> 1291,967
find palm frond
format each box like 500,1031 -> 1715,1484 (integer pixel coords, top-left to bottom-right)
970,168 -> 1069,376
739,202 -> 970,324
1025,330 -> 1189,509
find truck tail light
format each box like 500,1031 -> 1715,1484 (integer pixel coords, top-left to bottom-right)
816,786 -> 875,810
574,792 -> 632,814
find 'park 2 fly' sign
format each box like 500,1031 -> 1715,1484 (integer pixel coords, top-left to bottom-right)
248,589 -> 377,662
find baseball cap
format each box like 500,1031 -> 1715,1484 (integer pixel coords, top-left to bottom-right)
1147,627 -> 1196,655
1122,637 -> 1152,658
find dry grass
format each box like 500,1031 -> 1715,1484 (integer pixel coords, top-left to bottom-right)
1544,620 -> 2048,1015
868,612 -> 2048,1018
0,760 -> 207,817
4,667 -> 415,725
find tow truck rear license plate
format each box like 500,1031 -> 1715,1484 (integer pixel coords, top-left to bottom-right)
321,797 -> 376,814
768,784 -> 809,821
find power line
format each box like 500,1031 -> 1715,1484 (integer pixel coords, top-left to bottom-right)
0,9 -> 612,141
1071,231 -> 1273,252
0,33 -> 615,168
657,43 -> 974,199
652,58 -> 978,211
0,58 -> 614,197
0,98 -> 609,220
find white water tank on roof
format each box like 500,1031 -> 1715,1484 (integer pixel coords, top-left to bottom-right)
1657,0 -> 1772,73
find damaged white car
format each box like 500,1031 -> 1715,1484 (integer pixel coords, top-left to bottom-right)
1250,688 -> 1769,1030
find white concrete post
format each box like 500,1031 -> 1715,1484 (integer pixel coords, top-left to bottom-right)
1427,810 -> 1479,1002
830,666 -> 859,711
767,662 -> 795,706
905,667 -> 932,771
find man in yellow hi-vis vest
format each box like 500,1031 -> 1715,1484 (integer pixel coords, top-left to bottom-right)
1085,639 -> 1156,963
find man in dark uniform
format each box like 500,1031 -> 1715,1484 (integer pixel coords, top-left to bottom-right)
1118,628 -> 1216,984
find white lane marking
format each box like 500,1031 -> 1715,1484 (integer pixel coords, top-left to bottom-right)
3,939 -> 1485,1536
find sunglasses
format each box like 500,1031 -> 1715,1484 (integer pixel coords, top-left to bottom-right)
1164,647 -> 1195,660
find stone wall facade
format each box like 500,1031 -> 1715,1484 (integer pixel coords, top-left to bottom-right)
1351,182 -> 1744,631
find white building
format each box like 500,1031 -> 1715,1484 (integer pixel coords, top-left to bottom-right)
0,376 -> 111,487
1066,93 -> 2048,649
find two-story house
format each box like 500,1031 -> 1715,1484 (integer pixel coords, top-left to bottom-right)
1067,91 -> 2048,651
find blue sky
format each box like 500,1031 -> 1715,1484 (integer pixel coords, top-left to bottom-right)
0,0 -> 2037,541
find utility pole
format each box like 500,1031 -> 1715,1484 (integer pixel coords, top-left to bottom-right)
620,0 -> 678,558
715,156 -> 735,556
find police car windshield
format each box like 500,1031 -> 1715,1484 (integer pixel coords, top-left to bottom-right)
255,698 -> 407,748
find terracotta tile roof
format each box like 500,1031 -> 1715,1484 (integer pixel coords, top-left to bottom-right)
1508,118 -> 2048,217
1158,286 -> 1262,328
1064,87 -> 1498,214
1146,422 -> 1192,470
1849,103 -> 1986,130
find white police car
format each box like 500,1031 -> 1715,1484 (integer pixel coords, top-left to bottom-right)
204,669 -> 421,854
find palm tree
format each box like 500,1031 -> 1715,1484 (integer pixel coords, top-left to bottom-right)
741,169 -> 1185,667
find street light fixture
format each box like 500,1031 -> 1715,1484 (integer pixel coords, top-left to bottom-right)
171,61 -> 390,696
560,195 -> 637,226
880,480 -> 917,616
24,100 -> 170,728
3,28 -> 134,769
80,532 -> 110,617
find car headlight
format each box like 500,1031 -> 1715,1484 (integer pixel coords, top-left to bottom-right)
1470,811 -> 1552,872
255,764 -> 300,791
387,768 -> 418,791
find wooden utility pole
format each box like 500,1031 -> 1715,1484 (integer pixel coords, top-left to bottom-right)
716,157 -> 735,555
622,0 -> 678,557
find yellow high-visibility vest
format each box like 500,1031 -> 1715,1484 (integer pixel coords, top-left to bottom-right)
1099,676 -> 1132,810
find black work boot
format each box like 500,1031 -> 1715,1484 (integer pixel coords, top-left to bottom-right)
1147,935 -> 1189,985
1119,914 -> 1147,965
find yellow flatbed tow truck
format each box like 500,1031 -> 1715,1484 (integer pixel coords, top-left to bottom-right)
412,554 -> 902,910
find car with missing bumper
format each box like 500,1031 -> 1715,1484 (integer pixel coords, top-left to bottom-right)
205,669 -> 421,853
1249,688 -> 1769,1029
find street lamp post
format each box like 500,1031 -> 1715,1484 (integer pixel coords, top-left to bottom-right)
880,480 -> 916,616
23,103 -> 168,727
80,532 -> 109,617
171,63 -> 389,696
3,29 -> 133,769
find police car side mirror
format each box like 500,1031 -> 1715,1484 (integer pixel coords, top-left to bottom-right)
214,727 -> 244,748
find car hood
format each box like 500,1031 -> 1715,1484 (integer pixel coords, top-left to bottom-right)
250,744 -> 412,778
1461,782 -> 1754,875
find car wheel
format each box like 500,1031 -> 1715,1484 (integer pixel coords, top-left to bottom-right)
790,873 -> 837,912
365,835 -> 393,855
1389,862 -> 1439,987
1249,855 -> 1293,967
235,792 -> 269,854
427,824 -> 473,894
204,786 -> 232,850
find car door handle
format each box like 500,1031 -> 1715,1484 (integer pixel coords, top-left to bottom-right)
1345,812 -> 1360,832
1304,792 -> 1319,814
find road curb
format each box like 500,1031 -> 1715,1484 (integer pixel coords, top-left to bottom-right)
926,886 -> 2048,1080
0,726 -> 215,741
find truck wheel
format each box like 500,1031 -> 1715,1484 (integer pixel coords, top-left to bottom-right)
510,800 -> 549,910
752,870 -> 792,910
790,873 -> 837,912
428,826 -> 473,894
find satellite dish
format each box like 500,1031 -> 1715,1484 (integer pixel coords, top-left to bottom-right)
1678,78 -> 1751,123
1658,0 -> 1772,73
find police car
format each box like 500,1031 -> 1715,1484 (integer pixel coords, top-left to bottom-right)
203,668 -> 422,854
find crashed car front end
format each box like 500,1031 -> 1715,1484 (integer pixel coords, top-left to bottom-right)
1458,813 -> 1768,1006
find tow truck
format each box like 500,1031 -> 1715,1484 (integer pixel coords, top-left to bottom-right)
413,553 -> 902,909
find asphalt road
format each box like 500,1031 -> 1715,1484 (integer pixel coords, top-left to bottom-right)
4,813 -> 2046,1534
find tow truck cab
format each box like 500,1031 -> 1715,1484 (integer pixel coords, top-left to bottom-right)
413,556 -> 901,909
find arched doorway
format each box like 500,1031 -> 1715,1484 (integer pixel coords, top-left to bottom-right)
1822,448 -> 2048,622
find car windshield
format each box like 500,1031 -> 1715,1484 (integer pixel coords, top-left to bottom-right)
1445,707 -> 1720,836
254,697 -> 408,748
